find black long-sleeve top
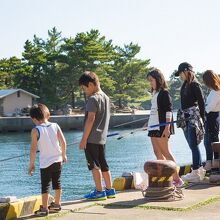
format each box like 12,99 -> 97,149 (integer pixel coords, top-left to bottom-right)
180,80 -> 205,120
157,89 -> 174,134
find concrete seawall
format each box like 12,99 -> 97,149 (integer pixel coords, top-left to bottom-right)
0,111 -> 149,132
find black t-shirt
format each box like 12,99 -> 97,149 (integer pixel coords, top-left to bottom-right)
180,80 -> 205,120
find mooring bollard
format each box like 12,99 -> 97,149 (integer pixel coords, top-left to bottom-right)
142,160 -> 183,201
210,142 -> 220,183
212,142 -> 220,170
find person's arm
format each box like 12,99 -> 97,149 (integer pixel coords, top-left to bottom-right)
193,83 -> 205,120
162,91 -> 172,138
28,128 -> 38,176
80,112 -> 96,149
80,97 -> 97,149
57,125 -> 67,162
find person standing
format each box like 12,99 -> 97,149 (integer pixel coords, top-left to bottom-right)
175,62 -> 205,182
203,70 -> 220,171
79,71 -> 116,200
147,68 -> 183,187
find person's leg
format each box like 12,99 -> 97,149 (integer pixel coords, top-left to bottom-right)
204,122 -> 214,161
42,193 -> 49,210
54,189 -> 61,205
206,112 -> 219,161
151,137 -> 165,160
40,167 -> 51,211
92,168 -> 103,192
99,144 -> 112,190
210,129 -> 219,160
102,171 -> 112,190
184,123 -> 202,170
51,162 -> 62,205
157,138 -> 180,182
85,143 -> 103,191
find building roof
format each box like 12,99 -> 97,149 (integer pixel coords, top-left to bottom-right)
0,89 -> 40,99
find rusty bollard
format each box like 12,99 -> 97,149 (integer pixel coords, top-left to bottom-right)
143,160 -> 183,201
210,142 -> 220,183
212,142 -> 220,170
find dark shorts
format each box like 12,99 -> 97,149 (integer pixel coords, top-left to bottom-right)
148,125 -> 165,138
85,143 -> 109,172
40,162 -> 62,194
148,125 -> 174,138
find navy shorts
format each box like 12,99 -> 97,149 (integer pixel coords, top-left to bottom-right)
85,143 -> 109,172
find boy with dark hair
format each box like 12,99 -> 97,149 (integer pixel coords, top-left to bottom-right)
28,103 -> 67,216
79,71 -> 116,200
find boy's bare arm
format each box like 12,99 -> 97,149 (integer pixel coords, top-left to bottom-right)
80,112 -> 96,149
28,128 -> 38,176
57,127 -> 67,162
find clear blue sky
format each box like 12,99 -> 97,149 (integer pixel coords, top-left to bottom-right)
1,0 -> 220,79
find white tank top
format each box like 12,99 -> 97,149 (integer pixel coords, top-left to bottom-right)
35,122 -> 62,169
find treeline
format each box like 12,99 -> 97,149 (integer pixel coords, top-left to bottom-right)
0,28 -> 151,109
0,27 -> 210,110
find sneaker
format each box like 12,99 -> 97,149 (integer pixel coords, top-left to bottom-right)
204,160 -> 212,171
48,202 -> 61,211
34,205 -> 49,217
172,178 -> 184,188
105,188 -> 116,198
84,189 -> 107,200
181,166 -> 206,182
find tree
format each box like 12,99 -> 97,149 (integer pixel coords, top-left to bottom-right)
111,43 -> 150,107
168,71 -> 182,109
59,29 -> 115,107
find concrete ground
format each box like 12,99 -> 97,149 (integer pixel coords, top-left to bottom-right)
20,183 -> 220,220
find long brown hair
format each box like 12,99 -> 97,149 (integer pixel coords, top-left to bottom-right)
203,70 -> 220,91
184,70 -> 197,84
147,68 -> 168,92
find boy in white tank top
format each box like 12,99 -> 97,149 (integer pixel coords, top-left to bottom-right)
28,103 -> 67,217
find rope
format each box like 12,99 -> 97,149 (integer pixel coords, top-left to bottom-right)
142,186 -> 184,201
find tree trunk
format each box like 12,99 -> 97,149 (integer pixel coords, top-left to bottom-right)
71,91 -> 75,108
118,98 -> 122,108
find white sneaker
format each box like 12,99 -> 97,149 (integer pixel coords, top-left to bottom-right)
181,166 -> 206,182
204,160 -> 212,171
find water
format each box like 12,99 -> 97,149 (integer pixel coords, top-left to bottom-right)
0,126 -> 206,201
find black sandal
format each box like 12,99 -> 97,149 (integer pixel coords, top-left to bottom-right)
34,205 -> 49,216
48,202 -> 61,211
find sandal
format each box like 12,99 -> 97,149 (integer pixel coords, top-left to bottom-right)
34,205 -> 49,217
48,202 -> 61,211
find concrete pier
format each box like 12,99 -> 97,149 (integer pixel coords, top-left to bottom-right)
12,183 -> 220,220
0,111 -> 149,132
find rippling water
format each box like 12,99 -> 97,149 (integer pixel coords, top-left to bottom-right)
0,125 -> 206,201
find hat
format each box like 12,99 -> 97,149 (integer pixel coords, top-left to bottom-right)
175,62 -> 193,76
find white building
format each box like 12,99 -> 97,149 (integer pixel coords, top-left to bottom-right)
0,89 -> 39,116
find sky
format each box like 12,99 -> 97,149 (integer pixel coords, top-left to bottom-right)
1,0 -> 220,79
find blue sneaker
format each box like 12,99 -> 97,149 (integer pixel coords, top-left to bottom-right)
84,189 -> 107,200
105,188 -> 116,198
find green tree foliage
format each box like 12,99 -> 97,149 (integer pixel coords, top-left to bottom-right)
0,28 -> 151,109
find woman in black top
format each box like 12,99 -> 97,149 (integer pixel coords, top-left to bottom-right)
175,62 -> 205,182
147,69 -> 183,187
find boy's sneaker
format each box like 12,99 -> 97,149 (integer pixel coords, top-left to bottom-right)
48,202 -> 61,211
34,205 -> 49,217
84,189 -> 107,200
105,188 -> 116,198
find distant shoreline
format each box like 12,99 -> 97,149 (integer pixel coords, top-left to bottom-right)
0,111 -> 150,132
